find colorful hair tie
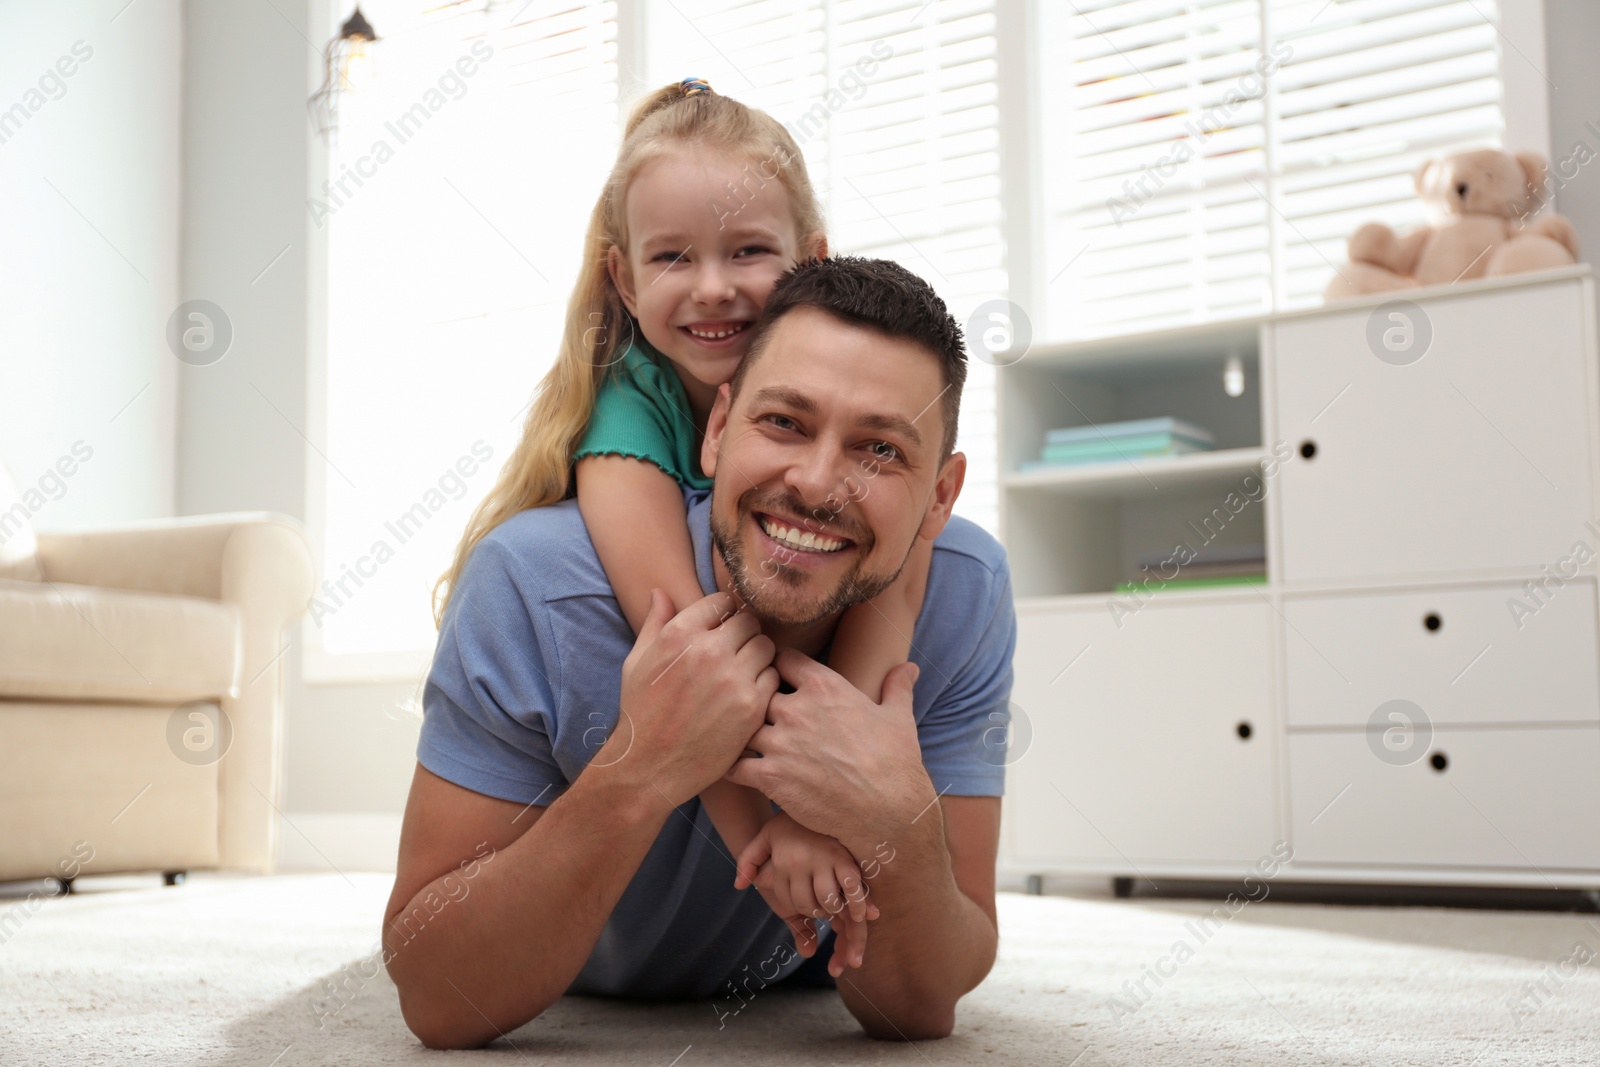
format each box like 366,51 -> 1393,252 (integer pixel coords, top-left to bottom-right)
681,77 -> 712,97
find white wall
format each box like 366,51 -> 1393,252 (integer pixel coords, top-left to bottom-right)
1544,0 -> 1600,257
0,0 -> 181,527
178,0 -> 416,865
167,0 -> 1600,873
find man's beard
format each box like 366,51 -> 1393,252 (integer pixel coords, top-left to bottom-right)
710,487 -> 906,628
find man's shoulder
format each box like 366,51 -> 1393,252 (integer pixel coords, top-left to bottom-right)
473,500 -> 610,602
919,514 -> 1012,649
930,513 -> 1010,590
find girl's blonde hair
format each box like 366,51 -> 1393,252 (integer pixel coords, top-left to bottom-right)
432,81 -> 824,626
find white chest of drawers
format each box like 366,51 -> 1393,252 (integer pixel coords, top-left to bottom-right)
998,266 -> 1600,890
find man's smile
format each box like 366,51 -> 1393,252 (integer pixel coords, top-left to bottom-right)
754,511 -> 853,554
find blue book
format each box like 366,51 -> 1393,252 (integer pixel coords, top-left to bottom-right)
1045,417 -> 1215,448
1041,433 -> 1210,463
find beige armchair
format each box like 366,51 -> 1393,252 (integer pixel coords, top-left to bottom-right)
0,467 -> 315,885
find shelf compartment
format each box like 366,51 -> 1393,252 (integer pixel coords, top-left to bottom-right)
1003,446 -> 1270,498
997,321 -> 1265,488
1004,471 -> 1271,599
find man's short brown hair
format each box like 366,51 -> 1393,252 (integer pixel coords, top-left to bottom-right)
730,256 -> 967,457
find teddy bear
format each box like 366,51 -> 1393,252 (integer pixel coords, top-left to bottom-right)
1324,148 -> 1579,301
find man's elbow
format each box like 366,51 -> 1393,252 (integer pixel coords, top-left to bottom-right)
396,991 -> 491,1051
857,1004 -> 953,1043
857,1002 -> 957,1041
387,947 -> 550,1049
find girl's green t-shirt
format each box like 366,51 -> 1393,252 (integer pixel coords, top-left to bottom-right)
573,337 -> 712,491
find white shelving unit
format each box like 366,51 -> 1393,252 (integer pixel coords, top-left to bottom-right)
998,266 -> 1600,892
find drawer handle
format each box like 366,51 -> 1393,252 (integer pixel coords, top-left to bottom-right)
1236,721 -> 1253,740
1299,439 -> 1317,460
1424,612 -> 1442,632
1430,752 -> 1449,773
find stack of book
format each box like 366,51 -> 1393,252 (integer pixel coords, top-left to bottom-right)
1021,416 -> 1216,471
1116,543 -> 1267,593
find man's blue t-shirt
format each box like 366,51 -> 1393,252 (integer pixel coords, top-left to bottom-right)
417,488 -> 1016,1001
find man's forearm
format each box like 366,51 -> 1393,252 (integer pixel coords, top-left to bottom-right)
384,768 -> 672,1049
836,805 -> 997,1040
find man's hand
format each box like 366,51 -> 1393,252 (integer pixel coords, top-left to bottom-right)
723,650 -> 935,859
614,589 -> 778,809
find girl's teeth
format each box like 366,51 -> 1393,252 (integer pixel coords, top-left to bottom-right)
687,324 -> 744,339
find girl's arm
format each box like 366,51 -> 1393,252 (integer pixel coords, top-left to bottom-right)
575,455 -> 706,628
574,455 -> 774,857
827,534 -> 934,703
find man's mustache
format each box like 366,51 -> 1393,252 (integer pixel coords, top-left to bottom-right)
738,488 -> 871,547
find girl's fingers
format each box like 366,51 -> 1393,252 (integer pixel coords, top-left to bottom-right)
790,873 -> 821,928
813,870 -> 846,925
831,914 -> 869,977
771,879 -> 796,925
733,829 -> 774,890
786,914 -> 817,958
765,881 -> 814,958
833,863 -> 868,923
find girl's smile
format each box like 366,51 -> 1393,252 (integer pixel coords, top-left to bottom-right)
609,147 -> 822,423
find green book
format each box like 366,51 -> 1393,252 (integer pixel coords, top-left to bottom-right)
1114,573 -> 1267,594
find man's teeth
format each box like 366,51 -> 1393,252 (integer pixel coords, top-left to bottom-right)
759,517 -> 846,553
687,324 -> 745,340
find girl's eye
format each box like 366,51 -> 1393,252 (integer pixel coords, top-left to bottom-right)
869,441 -> 900,462
735,245 -> 773,258
653,251 -> 687,264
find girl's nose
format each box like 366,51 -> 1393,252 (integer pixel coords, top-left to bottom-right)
692,262 -> 737,306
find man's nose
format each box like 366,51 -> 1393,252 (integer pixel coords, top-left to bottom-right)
785,440 -> 852,521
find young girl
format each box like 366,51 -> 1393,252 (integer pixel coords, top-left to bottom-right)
435,79 -> 930,979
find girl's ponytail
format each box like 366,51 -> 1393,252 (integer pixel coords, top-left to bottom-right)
623,79 -> 703,139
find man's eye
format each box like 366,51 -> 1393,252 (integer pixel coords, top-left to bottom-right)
765,414 -> 798,432
869,441 -> 900,462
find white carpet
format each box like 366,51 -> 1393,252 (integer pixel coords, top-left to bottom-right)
2,872 -> 1598,1065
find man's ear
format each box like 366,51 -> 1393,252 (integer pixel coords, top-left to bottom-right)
917,450 -> 967,542
701,382 -> 733,478
607,244 -> 640,318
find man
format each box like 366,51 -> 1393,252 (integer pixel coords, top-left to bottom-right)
383,257 -> 1017,1048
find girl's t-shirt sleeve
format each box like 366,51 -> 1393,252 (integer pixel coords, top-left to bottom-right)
573,341 -> 711,490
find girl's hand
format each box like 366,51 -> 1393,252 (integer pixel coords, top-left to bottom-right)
733,811 -> 880,976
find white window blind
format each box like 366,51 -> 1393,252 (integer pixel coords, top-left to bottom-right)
315,0 -> 1521,669
642,0 -> 1005,532
1040,0 -> 1505,339
314,0 -> 619,671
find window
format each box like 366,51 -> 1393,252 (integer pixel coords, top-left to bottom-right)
310,0 -> 1537,676
308,0 -> 620,678
639,0 -> 1006,529
1039,0 -> 1510,339
311,0 -> 1006,676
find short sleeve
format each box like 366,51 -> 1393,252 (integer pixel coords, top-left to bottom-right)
417,536 -> 570,806
573,346 -> 710,490
913,563 -> 1017,797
